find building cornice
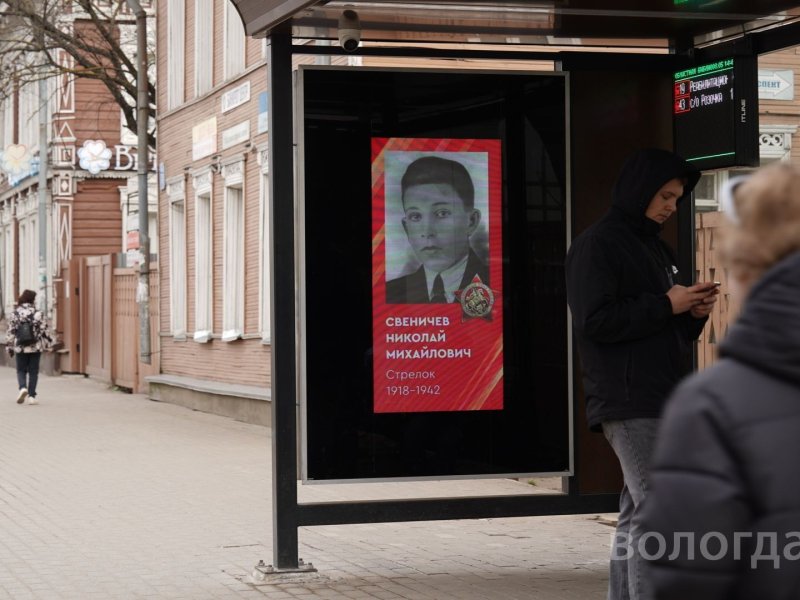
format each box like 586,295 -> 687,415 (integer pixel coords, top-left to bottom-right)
156,61 -> 267,122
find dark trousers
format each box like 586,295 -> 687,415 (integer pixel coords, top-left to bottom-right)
16,352 -> 41,398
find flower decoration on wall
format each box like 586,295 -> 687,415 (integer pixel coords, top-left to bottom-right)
77,140 -> 112,175
0,144 -> 32,177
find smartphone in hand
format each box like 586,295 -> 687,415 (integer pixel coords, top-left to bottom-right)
693,282 -> 721,299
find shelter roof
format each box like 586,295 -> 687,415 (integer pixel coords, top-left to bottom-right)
230,1 -> 800,56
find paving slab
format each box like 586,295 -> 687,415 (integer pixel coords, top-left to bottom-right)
0,368 -> 613,599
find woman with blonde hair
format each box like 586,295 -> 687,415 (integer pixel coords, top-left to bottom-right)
640,162 -> 800,599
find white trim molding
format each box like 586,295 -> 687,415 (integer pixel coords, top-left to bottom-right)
192,166 -> 214,342
221,156 -> 245,342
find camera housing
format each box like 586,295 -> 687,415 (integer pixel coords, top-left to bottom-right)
338,9 -> 361,52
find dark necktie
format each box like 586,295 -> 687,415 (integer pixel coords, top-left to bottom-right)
431,274 -> 447,303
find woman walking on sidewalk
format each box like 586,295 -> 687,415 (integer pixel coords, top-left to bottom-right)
6,289 -> 53,405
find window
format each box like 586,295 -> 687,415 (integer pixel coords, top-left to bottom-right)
695,171 -> 749,214
223,2 -> 245,80
0,97 -> 13,149
18,82 -> 38,151
28,217 -> 37,294
194,0 -> 213,96
18,215 -> 37,295
168,178 -> 186,337
193,169 -> 213,341
2,222 -> 13,314
694,173 -> 718,213
0,229 -> 4,311
221,159 -> 244,341
148,212 -> 159,262
0,228 -> 6,314
17,222 -> 26,293
694,126 -> 797,214
167,0 -> 185,109
17,78 -> 54,152
258,149 -> 270,342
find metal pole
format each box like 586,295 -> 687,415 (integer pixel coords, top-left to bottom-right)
678,191 -> 698,371
267,31 -> 300,571
37,77 -> 48,316
126,0 -> 151,364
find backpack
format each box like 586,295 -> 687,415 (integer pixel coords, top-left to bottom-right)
15,319 -> 36,347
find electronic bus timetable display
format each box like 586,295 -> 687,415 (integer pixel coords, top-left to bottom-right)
673,57 -> 759,171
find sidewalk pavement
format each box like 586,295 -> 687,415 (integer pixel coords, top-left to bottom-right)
0,367 -> 614,599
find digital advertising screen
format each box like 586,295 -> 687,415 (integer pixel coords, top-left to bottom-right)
371,138 -> 503,413
300,67 -> 570,482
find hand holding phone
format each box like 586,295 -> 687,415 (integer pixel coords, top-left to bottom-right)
697,282 -> 721,304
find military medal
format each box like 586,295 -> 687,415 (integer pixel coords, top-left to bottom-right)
455,275 -> 495,321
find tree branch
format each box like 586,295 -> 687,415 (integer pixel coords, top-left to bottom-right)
0,0 -> 156,146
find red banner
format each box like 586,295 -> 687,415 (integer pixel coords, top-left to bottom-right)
372,137 -> 503,413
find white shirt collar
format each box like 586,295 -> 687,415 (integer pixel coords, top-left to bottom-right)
424,254 -> 469,303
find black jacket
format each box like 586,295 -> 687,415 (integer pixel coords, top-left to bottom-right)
642,251 -> 800,600
386,249 -> 489,304
566,149 -> 703,431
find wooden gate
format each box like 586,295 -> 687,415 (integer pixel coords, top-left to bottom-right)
112,268 -> 138,389
111,265 -> 159,392
55,258 -> 84,373
83,255 -> 113,381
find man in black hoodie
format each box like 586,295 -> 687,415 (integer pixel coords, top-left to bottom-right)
566,149 -> 717,600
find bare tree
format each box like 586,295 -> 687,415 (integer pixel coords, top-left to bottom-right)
0,0 -> 155,147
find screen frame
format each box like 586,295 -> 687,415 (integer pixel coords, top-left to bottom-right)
673,55 -> 760,171
296,65 -> 574,484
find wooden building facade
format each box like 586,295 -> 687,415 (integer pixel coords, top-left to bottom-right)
0,14 -> 153,375
154,1 -> 800,424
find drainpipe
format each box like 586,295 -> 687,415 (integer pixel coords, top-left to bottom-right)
37,77 -> 48,317
125,0 -> 151,364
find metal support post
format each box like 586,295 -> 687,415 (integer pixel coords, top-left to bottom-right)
678,192 -> 698,370
264,31 -> 304,573
126,0 -> 151,364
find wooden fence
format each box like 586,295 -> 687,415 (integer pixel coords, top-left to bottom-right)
111,266 -> 160,391
695,211 -> 741,371
56,256 -> 158,393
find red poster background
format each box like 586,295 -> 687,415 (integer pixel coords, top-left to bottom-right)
372,137 -> 503,413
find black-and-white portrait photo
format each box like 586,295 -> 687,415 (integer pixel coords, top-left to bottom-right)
384,152 -> 490,304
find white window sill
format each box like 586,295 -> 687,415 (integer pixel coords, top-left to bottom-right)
221,329 -> 242,342
193,330 -> 212,343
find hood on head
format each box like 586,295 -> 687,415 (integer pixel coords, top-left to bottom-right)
611,148 -> 701,219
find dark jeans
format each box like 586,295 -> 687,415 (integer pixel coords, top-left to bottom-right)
16,352 -> 41,398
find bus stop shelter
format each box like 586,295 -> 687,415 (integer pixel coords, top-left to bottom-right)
227,0 -> 800,571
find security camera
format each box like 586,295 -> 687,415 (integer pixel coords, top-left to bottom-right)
338,9 -> 361,52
